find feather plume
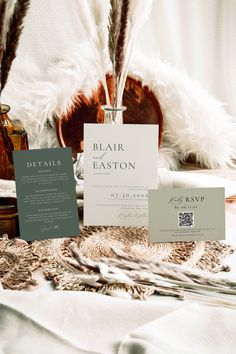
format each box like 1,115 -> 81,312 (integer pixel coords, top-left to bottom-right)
1,0 -> 30,91
90,0 -> 110,62
74,0 -> 110,106
74,0 -> 96,39
117,0 -> 153,106
128,0 -> 153,33
89,0 -> 111,105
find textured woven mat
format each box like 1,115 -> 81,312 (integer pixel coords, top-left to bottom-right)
0,235 -> 38,289
0,227 -> 235,299
32,227 -> 234,299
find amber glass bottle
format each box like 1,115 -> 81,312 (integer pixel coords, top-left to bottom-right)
0,104 -> 28,180
0,197 -> 19,238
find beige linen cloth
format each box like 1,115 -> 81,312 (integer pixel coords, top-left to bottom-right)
0,291 -> 236,354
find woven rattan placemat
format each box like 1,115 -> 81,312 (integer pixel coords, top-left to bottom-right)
0,227 -> 235,299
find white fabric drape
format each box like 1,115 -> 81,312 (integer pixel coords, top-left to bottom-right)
14,0 -> 236,117
1,291 -> 236,354
136,0 -> 236,117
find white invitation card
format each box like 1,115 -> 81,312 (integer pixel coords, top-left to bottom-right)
84,124 -> 158,226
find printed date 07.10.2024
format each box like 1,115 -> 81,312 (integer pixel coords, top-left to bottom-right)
109,193 -> 148,200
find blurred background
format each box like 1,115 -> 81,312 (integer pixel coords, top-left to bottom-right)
16,0 -> 236,117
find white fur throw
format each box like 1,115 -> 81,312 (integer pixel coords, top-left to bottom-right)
2,43 -> 236,170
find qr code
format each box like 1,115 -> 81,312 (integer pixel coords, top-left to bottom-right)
178,211 -> 194,227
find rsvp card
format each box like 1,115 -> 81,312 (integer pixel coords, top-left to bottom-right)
84,124 -> 158,226
148,187 -> 225,242
13,147 -> 80,241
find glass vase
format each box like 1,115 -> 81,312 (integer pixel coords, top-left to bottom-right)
101,105 -> 127,124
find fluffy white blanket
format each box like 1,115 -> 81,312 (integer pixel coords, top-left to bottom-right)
2,44 -> 236,170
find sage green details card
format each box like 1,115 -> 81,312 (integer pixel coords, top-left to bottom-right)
13,148 -> 80,241
148,187 -> 225,242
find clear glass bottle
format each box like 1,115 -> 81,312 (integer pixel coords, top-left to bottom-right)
101,105 -> 127,124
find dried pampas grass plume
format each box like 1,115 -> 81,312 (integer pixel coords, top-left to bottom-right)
0,0 -> 7,64
115,0 -> 129,77
108,0 -> 122,67
108,0 -> 153,113
68,242 -> 236,300
1,0 -> 30,91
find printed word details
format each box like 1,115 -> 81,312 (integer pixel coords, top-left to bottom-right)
13,148 -> 80,241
